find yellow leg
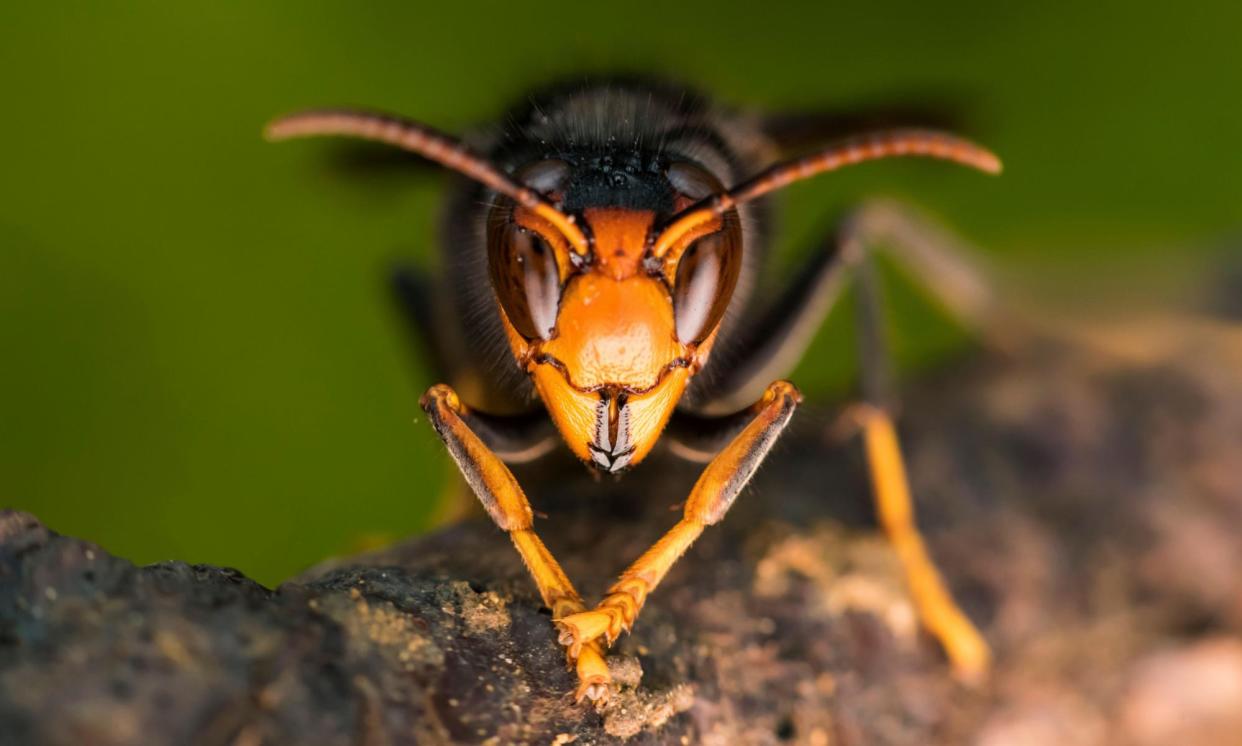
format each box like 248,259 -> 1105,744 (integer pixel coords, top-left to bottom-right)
853,403 -> 991,683
556,381 -> 802,655
421,384 -> 611,702
509,529 -> 611,701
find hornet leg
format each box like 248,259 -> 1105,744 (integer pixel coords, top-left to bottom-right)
554,381 -> 801,656
420,384 -> 611,702
843,227 -> 991,682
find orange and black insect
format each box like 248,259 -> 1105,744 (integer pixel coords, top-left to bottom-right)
268,80 -> 1001,702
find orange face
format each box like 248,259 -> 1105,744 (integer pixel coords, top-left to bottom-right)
488,195 -> 742,472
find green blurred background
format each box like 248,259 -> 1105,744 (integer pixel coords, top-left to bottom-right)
2,3 -> 1239,586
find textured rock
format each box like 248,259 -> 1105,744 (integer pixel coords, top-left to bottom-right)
2,321 -> 1241,745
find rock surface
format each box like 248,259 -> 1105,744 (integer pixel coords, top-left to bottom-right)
3,322 -> 1242,745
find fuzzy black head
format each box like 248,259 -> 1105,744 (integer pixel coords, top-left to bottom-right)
558,150 -> 675,213
490,78 -> 736,215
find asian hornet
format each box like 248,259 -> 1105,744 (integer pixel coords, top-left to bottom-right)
267,80 -> 1002,702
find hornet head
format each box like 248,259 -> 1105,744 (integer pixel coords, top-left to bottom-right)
488,159 -> 743,472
